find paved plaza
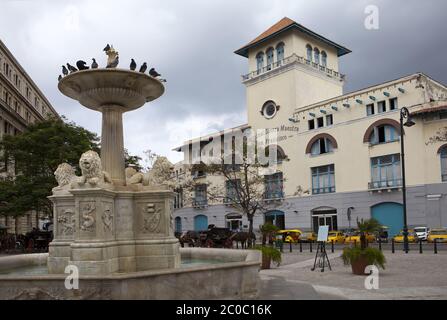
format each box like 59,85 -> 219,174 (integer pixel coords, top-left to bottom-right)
259,250 -> 447,300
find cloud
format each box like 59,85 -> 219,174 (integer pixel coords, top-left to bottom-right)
1,0 -> 446,164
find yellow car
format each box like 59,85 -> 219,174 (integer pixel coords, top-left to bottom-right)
277,229 -> 302,243
344,232 -> 375,244
327,231 -> 345,244
299,231 -> 317,242
393,230 -> 417,243
427,229 -> 447,243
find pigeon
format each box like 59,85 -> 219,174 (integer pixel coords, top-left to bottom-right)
91,58 -> 98,69
62,65 -> 68,76
67,63 -> 78,73
139,62 -> 147,73
130,59 -> 137,71
106,55 -> 119,68
58,75 -> 62,81
149,68 -> 161,78
76,60 -> 89,70
103,44 -> 110,52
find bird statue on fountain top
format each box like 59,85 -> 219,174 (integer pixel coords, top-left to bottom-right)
104,44 -> 119,68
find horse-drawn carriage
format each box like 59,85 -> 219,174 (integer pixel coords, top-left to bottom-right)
198,225 -> 234,248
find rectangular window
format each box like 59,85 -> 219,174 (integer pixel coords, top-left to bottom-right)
441,151 -> 447,182
308,119 -> 315,130
264,172 -> 284,199
225,179 -> 241,203
378,101 -> 386,113
366,103 -> 375,116
389,98 -> 398,110
317,117 -> 324,128
370,154 -> 402,188
194,184 -> 207,206
326,114 -> 333,126
311,164 -> 335,194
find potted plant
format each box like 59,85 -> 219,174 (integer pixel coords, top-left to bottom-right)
341,218 -> 386,275
257,223 -> 282,269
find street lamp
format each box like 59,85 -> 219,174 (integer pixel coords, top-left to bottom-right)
400,107 -> 415,253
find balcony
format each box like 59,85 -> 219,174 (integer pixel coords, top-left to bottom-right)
242,54 -> 345,83
312,186 -> 336,195
264,190 -> 284,201
192,199 -> 208,208
368,179 -> 402,191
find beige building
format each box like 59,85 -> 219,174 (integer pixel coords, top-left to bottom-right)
173,17 -> 447,237
0,39 -> 59,234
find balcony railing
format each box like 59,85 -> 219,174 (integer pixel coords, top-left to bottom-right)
192,199 -> 208,207
312,186 -> 336,195
264,190 -> 284,200
242,54 -> 345,82
368,179 -> 403,190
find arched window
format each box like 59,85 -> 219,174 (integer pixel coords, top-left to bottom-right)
266,47 -> 274,70
370,125 -> 399,145
310,138 -> 334,155
314,48 -> 320,65
306,133 -> 338,155
439,145 -> 447,182
306,44 -> 313,62
276,43 -> 285,63
256,52 -> 264,73
321,51 -> 327,67
265,145 -> 287,163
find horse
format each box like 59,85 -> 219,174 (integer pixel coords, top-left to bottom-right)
230,231 -> 256,249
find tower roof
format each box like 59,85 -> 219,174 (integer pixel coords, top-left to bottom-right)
234,17 -> 351,58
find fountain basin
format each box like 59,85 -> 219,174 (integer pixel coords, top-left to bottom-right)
0,248 -> 260,300
58,68 -> 165,112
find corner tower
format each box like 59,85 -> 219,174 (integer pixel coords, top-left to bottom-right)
235,17 -> 351,128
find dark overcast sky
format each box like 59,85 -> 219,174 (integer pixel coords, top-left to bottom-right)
1,0 -> 446,163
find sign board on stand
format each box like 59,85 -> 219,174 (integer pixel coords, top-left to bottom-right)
317,225 -> 329,242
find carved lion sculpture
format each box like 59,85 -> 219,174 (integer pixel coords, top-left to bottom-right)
52,163 -> 77,194
77,150 -> 112,187
126,156 -> 173,187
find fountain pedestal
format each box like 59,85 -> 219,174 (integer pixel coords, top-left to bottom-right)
49,68 -> 180,275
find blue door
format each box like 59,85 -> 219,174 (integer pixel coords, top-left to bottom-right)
194,215 -> 208,231
265,210 -> 285,229
371,203 -> 403,237
175,217 -> 182,233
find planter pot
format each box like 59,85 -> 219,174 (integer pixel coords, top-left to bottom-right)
351,256 -> 369,275
261,254 -> 271,269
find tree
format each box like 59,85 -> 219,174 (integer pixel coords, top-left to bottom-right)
124,148 -> 143,172
179,140 -> 281,246
0,116 -> 99,228
356,218 -> 381,249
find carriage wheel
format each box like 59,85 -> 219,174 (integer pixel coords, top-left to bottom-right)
205,239 -> 214,248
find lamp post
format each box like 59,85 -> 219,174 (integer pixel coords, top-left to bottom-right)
400,107 -> 415,253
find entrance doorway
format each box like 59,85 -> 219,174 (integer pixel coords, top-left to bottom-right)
371,202 -> 403,237
312,208 -> 338,233
265,210 -> 285,229
225,213 -> 242,231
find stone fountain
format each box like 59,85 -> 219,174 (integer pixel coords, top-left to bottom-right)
0,47 -> 260,300
49,47 -> 179,275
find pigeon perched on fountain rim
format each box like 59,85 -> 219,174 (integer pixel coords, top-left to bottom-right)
139,62 -> 147,73
149,68 -> 161,78
67,63 -> 78,73
130,59 -> 137,71
91,58 -> 98,69
62,65 -> 69,76
76,60 -> 89,71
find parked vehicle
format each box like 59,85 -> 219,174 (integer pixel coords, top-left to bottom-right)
393,230 -> 417,243
376,226 -> 389,243
414,227 -> 430,241
327,231 -> 345,244
427,229 -> 447,243
299,231 -> 317,242
277,229 -> 302,243
344,231 -> 375,244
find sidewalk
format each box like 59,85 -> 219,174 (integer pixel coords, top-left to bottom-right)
258,250 -> 447,300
